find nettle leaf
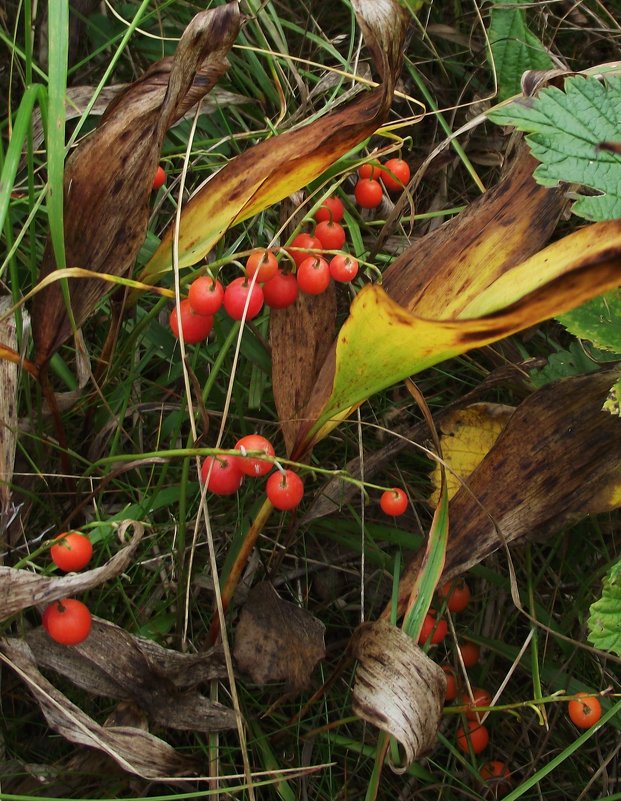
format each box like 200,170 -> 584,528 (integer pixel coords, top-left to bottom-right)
588,559 -> 621,656
488,74 -> 621,221
530,341 -> 610,388
488,0 -> 552,101
558,288 -> 621,353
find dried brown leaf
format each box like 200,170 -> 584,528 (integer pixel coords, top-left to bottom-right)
233,582 -> 325,690
351,620 -> 446,771
32,2 -> 241,369
270,287 -> 337,455
0,520 -> 143,620
0,297 -> 20,536
25,617 -> 236,732
388,367 -> 621,618
0,637 -> 197,779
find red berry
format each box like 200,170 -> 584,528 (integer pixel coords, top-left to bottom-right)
42,599 -> 92,645
266,470 -> 304,511
169,299 -> 214,343
287,233 -> 322,268
379,487 -> 408,516
442,665 -> 459,701
152,165 -> 166,190
459,641 -> 481,668
245,249 -> 278,283
418,610 -> 448,645
200,455 -> 243,495
50,532 -> 93,572
438,577 -> 471,613
296,256 -> 331,295
223,277 -> 264,321
263,270 -> 299,309
479,761 -> 511,793
314,195 -> 345,224
461,688 -> 493,721
354,178 -> 383,209
568,692 -> 602,729
329,254 -> 359,283
235,434 -> 275,477
380,157 -> 410,192
188,276 -> 224,316
357,163 -> 380,179
314,220 -> 346,251
456,720 -> 489,754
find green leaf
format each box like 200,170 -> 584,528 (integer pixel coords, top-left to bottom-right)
588,559 -> 621,656
603,376 -> 621,417
488,0 -> 553,101
488,75 -> 621,220
530,341 -> 612,388
558,288 -> 621,352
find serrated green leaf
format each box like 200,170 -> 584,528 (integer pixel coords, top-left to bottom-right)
488,0 -> 553,101
603,376 -> 621,417
588,560 -> 621,655
558,288 -> 621,352
488,75 -> 621,221
530,341 -> 604,388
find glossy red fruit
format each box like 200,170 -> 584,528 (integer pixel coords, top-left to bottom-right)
329,254 -> 359,283
418,611 -> 448,645
266,469 -> 304,511
315,195 -> 345,224
456,721 -> 489,754
357,163 -> 380,179
288,233 -> 322,268
568,692 -> 602,729
50,532 -> 93,572
245,249 -> 278,283
438,577 -> 471,613
169,299 -> 214,343
42,598 -> 92,645
296,256 -> 331,295
152,165 -> 166,190
379,487 -> 408,516
354,178 -> 383,209
479,761 -> 511,794
262,270 -> 299,309
223,277 -> 264,320
188,276 -> 224,315
442,665 -> 459,702
235,434 -> 275,477
314,220 -> 346,251
459,641 -> 481,668
380,157 -> 410,191
200,455 -> 243,495
462,688 -> 493,720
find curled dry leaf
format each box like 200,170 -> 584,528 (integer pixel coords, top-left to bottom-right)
0,519 -> 143,620
233,582 -> 326,691
0,637 -> 197,779
387,367 -> 621,619
25,617 -> 236,733
0,297 -> 21,535
351,620 -> 446,771
31,2 -> 241,369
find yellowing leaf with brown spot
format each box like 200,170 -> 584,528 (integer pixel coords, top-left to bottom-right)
138,0 -> 409,287
429,403 -> 515,504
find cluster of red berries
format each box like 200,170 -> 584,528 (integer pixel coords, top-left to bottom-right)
42,532 -> 94,646
201,434 -> 304,511
354,157 -> 411,209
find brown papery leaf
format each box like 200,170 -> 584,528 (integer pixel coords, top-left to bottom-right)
270,287 -> 337,455
351,620 -> 446,771
31,2 -> 241,369
0,297 -> 21,537
25,618 -> 236,733
387,367 -> 621,619
0,520 -> 143,620
233,582 -> 325,691
0,637 -> 196,779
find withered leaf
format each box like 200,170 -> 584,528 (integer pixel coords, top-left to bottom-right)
270,287 -> 337,455
0,519 -> 143,620
32,2 -> 241,369
388,367 -> 621,619
351,620 -> 446,771
233,582 -> 325,690
0,637 -> 197,779
0,297 -> 21,536
25,617 -> 236,733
